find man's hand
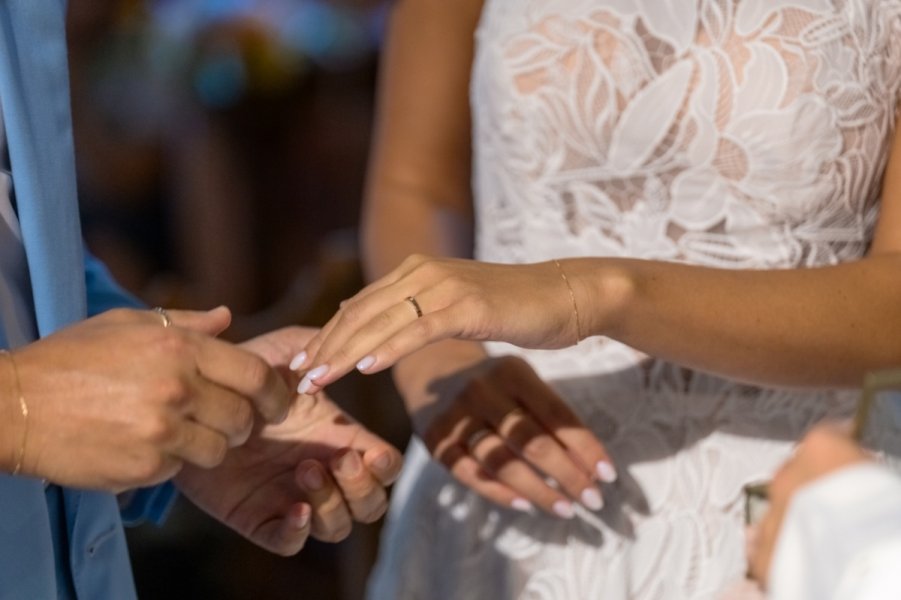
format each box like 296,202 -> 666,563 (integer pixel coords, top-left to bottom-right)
174,327 -> 403,555
747,423 -> 871,586
6,307 -> 291,491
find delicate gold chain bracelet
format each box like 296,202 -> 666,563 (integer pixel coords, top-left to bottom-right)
1,350 -> 28,476
553,259 -> 584,345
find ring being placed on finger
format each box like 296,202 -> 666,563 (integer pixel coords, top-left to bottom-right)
466,427 -> 493,451
405,296 -> 424,319
152,307 -> 172,328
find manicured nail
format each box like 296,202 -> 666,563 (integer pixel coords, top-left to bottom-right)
581,488 -> 604,511
356,355 -> 376,372
372,452 -> 392,472
597,461 -> 618,483
553,500 -> 575,519
297,364 -> 330,394
511,498 -> 535,513
335,450 -> 362,478
307,364 -> 329,380
292,505 -> 311,530
289,351 -> 307,371
302,466 -> 324,491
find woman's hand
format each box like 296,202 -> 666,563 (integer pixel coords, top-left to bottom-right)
393,346 -> 617,517
290,254 -> 588,395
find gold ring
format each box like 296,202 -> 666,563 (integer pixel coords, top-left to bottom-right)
405,296 -> 424,319
466,428 -> 493,450
152,307 -> 172,328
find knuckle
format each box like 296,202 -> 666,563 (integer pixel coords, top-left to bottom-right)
242,356 -> 273,393
479,444 -> 512,474
521,435 -> 557,464
134,452 -> 169,483
339,301 -> 364,327
142,415 -> 177,445
156,377 -> 192,409
229,401 -> 255,441
357,502 -> 387,524
156,329 -> 191,355
408,317 -> 434,341
107,307 -> 136,324
204,438 -> 228,467
318,523 -> 353,543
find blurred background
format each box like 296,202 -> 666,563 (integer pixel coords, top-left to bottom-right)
66,0 -> 410,597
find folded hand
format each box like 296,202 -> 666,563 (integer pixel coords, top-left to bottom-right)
174,326 -> 403,555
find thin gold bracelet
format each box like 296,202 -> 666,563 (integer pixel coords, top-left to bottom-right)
553,259 -> 584,345
1,350 -> 28,476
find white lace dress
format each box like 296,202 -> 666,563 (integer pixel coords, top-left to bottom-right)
367,2 -> 901,599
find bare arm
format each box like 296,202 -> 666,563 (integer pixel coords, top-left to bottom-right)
301,110 -> 901,391
362,0 -> 487,395
343,0 -> 615,516
567,117 -> 901,388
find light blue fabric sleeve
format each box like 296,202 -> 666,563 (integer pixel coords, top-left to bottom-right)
83,249 -> 179,525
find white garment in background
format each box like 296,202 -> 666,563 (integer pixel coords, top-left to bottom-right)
367,2 -> 901,599
770,463 -> 901,600
0,104 -> 38,349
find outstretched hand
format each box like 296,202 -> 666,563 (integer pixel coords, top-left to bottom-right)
289,255 -> 586,395
174,326 -> 403,555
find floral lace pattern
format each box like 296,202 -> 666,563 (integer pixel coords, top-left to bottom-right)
367,2 -> 901,599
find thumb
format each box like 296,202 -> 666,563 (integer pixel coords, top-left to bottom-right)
167,306 -> 233,336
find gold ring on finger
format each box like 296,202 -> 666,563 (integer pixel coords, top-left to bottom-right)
152,307 -> 172,328
405,296 -> 424,319
466,428 -> 493,451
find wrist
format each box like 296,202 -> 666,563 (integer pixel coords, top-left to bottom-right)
566,258 -> 637,340
0,351 -> 27,475
393,340 -> 487,411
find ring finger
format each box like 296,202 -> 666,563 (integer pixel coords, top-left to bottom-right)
491,406 -> 603,511
466,428 -> 576,519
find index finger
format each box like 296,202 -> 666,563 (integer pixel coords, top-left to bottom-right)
194,335 -> 292,424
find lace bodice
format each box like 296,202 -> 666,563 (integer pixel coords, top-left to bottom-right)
473,0 -> 900,269
367,3 -> 901,599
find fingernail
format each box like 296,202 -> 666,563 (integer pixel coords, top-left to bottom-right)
292,506 -> 311,530
297,377 -> 314,395
356,355 -> 376,372
297,365 -> 329,394
511,498 -> 535,514
302,466 -> 324,491
372,452 -> 392,472
307,364 -> 329,380
289,351 -> 307,371
597,461 -> 618,483
581,488 -> 604,511
553,500 -> 575,519
336,450 -> 362,477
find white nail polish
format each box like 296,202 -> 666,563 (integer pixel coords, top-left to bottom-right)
306,364 -> 329,380
511,498 -> 534,513
553,500 -> 575,519
289,352 -> 307,371
596,461 -> 618,483
297,377 -> 313,395
356,355 -> 376,372
581,488 -> 604,511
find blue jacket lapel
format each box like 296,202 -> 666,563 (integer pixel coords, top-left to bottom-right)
0,0 -> 86,335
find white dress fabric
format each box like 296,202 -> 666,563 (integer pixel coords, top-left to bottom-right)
367,2 -> 901,599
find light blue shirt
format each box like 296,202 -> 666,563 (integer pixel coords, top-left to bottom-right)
0,1 -> 176,597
